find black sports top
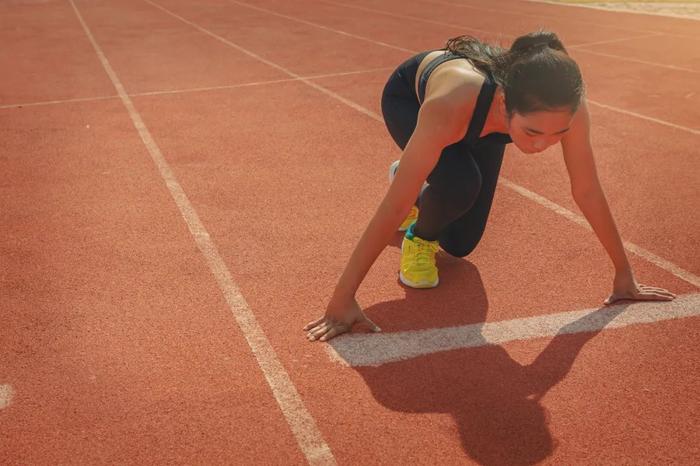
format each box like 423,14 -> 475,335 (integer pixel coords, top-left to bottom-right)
417,51 -> 512,145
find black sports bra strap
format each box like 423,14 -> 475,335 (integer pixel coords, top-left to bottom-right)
417,51 -> 463,104
417,53 -> 508,145
464,72 -> 497,144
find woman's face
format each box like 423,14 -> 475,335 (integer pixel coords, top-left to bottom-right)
507,109 -> 575,154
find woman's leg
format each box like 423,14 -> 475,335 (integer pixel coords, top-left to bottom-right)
411,142 -> 484,241
381,68 -> 421,149
436,142 -> 506,257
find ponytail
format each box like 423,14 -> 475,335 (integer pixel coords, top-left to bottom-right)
445,30 -> 584,115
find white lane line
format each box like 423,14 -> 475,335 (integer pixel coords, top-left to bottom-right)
229,0 -> 414,53
133,66 -> 393,97
147,0 -> 699,289
499,179 -> 700,287
0,94 -> 118,110
0,384 -> 14,410
233,0 -> 700,135
145,0 -> 379,121
574,48 -> 699,74
586,99 -> 700,135
420,0 -> 699,38
528,0 -> 700,22
568,33 -> 663,49
69,2 -> 335,464
326,293 -> 700,367
0,67 -> 392,110
320,0 -> 700,74
319,0 -> 507,41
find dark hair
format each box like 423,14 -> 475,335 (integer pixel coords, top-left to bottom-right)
445,30 -> 584,115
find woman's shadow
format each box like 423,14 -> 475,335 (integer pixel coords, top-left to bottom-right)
351,258 -> 627,465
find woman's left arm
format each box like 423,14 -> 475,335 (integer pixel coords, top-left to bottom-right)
561,101 -> 676,305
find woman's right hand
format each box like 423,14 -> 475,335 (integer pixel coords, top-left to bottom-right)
304,296 -> 381,342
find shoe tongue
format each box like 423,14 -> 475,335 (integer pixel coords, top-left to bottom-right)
405,223 -> 417,240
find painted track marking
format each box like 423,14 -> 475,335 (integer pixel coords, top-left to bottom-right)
0,384 -> 14,410
499,179 -> 700,287
230,0 -> 414,53
148,0 -> 700,288
529,0 -> 700,22
568,33 -> 664,49
235,0 -> 700,132
0,94 -> 118,110
0,66 -> 392,110
326,293 -> 700,367
417,0 -> 699,38
69,1 -> 335,464
318,0 -> 700,73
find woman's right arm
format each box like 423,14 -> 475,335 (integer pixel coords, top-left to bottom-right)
304,91 -> 471,342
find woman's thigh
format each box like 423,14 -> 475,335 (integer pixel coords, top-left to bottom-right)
438,141 -> 506,257
380,52 -> 430,149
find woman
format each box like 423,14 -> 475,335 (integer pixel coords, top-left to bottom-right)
304,30 -> 676,342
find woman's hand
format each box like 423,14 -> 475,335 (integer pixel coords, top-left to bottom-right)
604,271 -> 676,305
304,296 -> 381,342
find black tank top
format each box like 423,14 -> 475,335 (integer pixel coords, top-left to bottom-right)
417,51 -> 512,145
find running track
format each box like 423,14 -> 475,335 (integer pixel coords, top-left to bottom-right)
1,0 -> 698,464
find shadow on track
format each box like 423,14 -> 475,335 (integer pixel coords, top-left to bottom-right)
354,260 -> 626,465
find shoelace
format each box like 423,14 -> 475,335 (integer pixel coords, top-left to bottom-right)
412,238 -> 437,269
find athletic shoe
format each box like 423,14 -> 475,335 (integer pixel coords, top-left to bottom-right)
399,223 -> 439,288
399,206 -> 419,232
388,160 -> 425,231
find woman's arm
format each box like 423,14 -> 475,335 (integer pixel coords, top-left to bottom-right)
561,102 -> 676,305
305,86 -> 474,341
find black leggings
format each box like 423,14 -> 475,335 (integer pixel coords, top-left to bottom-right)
381,52 -> 506,258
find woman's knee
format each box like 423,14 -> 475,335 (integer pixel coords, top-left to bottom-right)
439,235 -> 481,258
427,167 -> 483,212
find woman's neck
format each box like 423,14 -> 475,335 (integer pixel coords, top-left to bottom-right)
480,87 -> 509,136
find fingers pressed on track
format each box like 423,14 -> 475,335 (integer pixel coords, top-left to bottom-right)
308,322 -> 332,339
303,317 -> 325,331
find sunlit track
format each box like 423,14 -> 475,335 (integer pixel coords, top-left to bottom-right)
499,179 -> 700,287
69,1 -> 336,464
3,0 -> 697,463
227,1 -> 700,111
326,293 -> 700,367
144,0 -> 699,290
530,0 -> 700,23
573,48 -> 698,74
416,0 -> 700,38
0,94 -> 118,110
229,0 -> 414,53
319,0 -> 700,73
567,33 -> 663,49
0,67 -> 393,110
586,99 -> 700,135
0,384 -> 13,410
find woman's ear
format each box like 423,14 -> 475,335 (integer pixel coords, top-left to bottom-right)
496,90 -> 507,115
495,90 -> 509,128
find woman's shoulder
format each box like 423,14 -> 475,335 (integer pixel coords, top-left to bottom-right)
423,61 -> 486,110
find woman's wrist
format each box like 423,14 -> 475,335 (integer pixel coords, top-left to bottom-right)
330,281 -> 356,304
613,267 -> 635,285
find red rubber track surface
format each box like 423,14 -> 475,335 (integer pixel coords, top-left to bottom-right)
1,0 -> 698,464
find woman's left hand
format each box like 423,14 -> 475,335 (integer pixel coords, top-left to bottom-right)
604,272 -> 676,305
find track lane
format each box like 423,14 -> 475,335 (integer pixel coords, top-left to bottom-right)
0,0 -> 115,105
0,100 -> 307,464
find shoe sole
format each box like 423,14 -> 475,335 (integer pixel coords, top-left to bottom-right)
388,159 -> 400,183
399,271 -> 439,288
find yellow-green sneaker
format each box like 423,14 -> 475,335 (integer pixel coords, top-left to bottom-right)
399,224 -> 439,288
388,160 -> 425,232
399,205 -> 419,232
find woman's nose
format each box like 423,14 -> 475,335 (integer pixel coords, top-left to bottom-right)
533,139 -> 546,150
